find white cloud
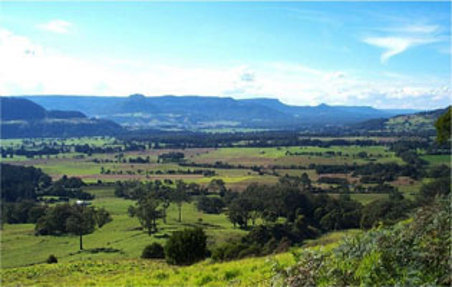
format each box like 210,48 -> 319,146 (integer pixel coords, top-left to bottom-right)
37,20 -> 72,34
364,36 -> 438,63
0,28 -> 449,109
363,24 -> 444,63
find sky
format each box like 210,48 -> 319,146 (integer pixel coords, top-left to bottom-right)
0,1 -> 450,109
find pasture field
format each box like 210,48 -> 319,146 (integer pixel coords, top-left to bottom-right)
1,229 -> 357,286
421,154 -> 451,166
4,144 -> 405,189
299,136 -> 400,142
1,186 -> 246,269
191,146 -> 403,166
2,138 -> 421,194
0,181 -> 393,270
1,137 -> 429,271
328,193 -> 389,205
0,179 -> 373,271
1,137 -> 116,148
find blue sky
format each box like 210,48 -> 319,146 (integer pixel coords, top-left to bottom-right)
0,1 -> 450,109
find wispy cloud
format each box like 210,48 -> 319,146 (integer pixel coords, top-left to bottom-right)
363,24 -> 444,63
37,20 -> 73,34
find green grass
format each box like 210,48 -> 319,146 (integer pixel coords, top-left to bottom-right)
5,144 -> 403,189
1,228 -> 359,286
328,193 -> 389,205
303,229 -> 361,248
1,254 -> 292,286
1,137 -> 116,147
0,187 -> 245,269
421,154 -> 451,166
192,146 -> 402,167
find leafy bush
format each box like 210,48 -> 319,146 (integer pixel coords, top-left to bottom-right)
46,254 -> 58,264
197,196 -> 225,214
1,200 -> 47,224
273,196 -> 451,286
165,228 -> 207,265
418,176 -> 450,202
141,243 -> 165,259
360,193 -> 413,229
211,242 -> 248,261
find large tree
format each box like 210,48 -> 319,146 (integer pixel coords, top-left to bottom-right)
435,107 -> 451,144
35,203 -> 112,250
1,164 -> 51,202
171,181 -> 191,222
129,194 -> 162,235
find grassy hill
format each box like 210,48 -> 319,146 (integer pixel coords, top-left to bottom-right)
1,230 -> 356,286
2,197 -> 449,286
354,107 -> 449,135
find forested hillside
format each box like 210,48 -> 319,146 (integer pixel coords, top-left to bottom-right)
0,98 -> 123,138
354,107 -> 449,136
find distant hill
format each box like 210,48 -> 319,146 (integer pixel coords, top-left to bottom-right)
353,107 -> 449,136
46,110 -> 87,119
0,98 -> 123,138
19,95 -> 418,130
1,97 -> 47,121
241,98 -> 414,126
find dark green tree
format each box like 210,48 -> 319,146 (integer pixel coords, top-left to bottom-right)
227,198 -> 252,229
208,179 -> 226,194
128,194 -> 162,235
141,242 -> 165,259
65,205 -> 97,250
300,172 -> 312,190
35,203 -> 112,250
165,228 -> 207,265
435,107 -> 451,144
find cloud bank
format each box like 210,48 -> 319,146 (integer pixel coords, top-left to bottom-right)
0,28 -> 449,109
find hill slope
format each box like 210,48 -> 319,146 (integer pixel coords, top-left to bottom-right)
1,230 -> 352,286
354,107 -> 449,135
3,198 -> 447,287
0,98 -> 123,138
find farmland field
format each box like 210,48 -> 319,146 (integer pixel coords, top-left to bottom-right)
0,135 -> 436,277
3,141 -> 405,189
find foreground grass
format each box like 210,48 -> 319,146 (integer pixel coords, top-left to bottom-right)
1,255 -> 291,286
1,230 -> 355,286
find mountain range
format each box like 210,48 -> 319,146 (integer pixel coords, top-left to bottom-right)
20,94 -> 419,130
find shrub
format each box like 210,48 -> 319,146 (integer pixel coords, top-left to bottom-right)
273,196 -> 451,286
165,228 -> 207,265
141,243 -> 165,259
197,196 -> 225,214
46,254 -> 58,264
